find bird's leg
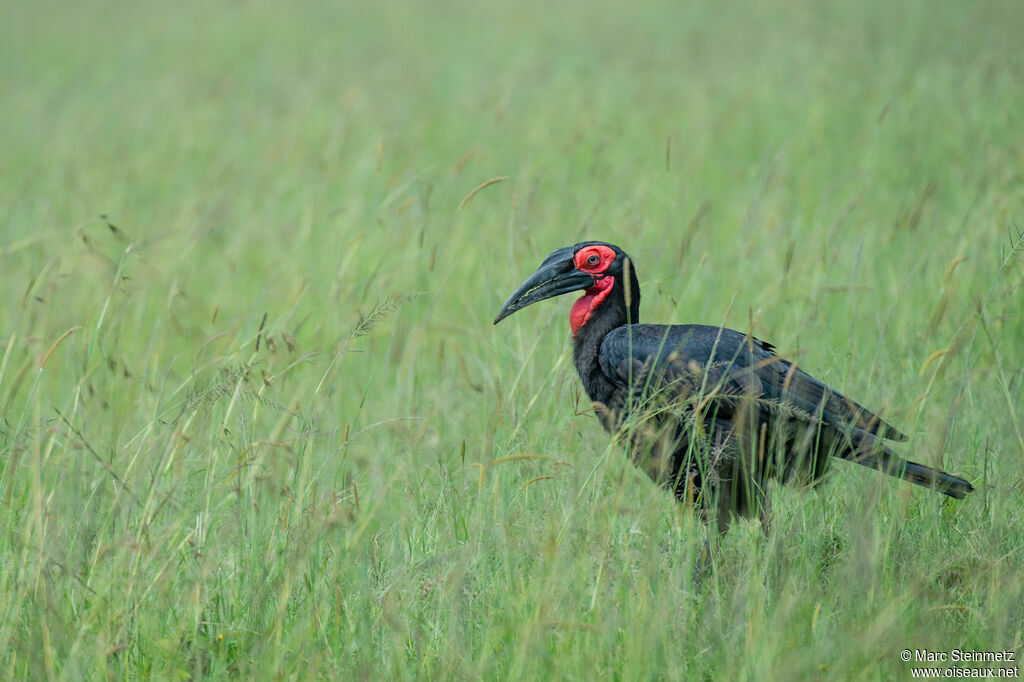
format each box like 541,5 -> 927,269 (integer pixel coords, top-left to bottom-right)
759,482 -> 774,538
673,469 -> 719,588
694,535 -> 714,589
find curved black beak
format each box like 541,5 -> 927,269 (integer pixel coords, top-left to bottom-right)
494,246 -> 594,324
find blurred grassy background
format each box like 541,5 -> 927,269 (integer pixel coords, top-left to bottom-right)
1,0 -> 1022,678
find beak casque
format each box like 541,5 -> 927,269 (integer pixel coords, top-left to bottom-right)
493,246 -> 594,324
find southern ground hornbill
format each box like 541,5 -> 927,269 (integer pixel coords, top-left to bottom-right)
494,241 -> 973,530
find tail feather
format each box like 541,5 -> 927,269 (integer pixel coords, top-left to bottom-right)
849,447 -> 974,500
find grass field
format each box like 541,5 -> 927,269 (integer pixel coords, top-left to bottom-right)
2,0 -> 1023,678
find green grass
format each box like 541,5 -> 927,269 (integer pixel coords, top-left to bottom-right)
2,0 -> 1023,678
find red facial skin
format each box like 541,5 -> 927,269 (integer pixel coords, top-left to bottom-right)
569,245 -> 617,336
572,245 -> 617,274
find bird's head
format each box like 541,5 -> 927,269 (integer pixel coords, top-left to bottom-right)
493,241 -> 640,336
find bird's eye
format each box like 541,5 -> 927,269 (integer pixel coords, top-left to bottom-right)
586,254 -> 600,267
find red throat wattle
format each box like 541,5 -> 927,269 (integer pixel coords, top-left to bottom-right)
570,277 -> 614,336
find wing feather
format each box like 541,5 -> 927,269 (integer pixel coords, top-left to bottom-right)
599,324 -> 906,441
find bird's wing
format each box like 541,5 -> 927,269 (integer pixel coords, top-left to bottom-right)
599,324 -> 906,441
597,324 -> 768,433
751,341 -> 907,441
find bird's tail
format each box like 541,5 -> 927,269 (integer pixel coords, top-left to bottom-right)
850,446 -> 974,500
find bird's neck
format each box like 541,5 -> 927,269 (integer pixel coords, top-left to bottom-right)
570,277 -> 615,337
572,294 -> 632,407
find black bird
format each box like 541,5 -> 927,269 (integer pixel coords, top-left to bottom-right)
494,241 -> 973,530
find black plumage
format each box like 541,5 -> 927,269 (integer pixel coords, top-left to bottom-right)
495,241 -> 973,529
